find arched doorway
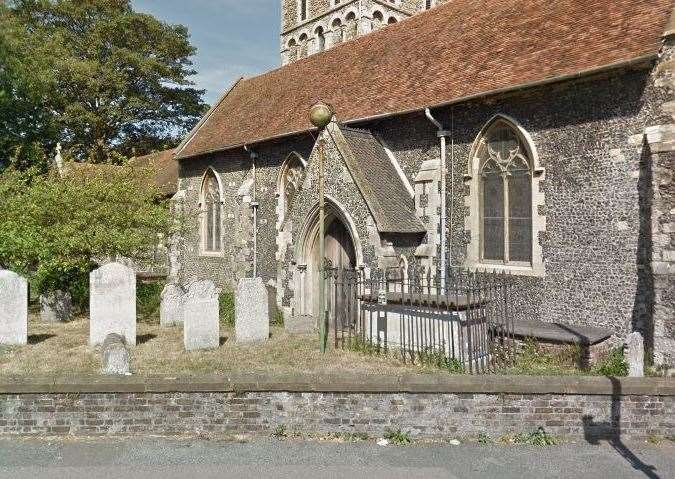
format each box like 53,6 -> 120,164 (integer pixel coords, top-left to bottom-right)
296,199 -> 361,323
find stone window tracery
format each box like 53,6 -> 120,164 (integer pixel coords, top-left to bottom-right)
465,116 -> 545,275
480,124 -> 533,263
201,169 -> 222,254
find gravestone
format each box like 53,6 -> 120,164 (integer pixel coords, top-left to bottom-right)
626,331 -> 644,377
101,333 -> 130,375
183,280 -> 220,351
160,284 -> 185,327
0,270 -> 28,345
40,290 -> 73,323
89,263 -> 136,346
235,278 -> 269,343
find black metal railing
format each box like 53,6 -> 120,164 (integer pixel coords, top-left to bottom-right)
327,266 -> 517,374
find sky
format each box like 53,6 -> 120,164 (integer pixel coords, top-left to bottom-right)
133,0 -> 281,105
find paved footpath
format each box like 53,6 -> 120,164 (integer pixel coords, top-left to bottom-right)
0,437 -> 673,478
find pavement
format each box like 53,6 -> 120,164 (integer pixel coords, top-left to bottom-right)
0,437 -> 673,479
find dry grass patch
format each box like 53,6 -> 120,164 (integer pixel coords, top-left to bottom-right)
0,316 -> 439,377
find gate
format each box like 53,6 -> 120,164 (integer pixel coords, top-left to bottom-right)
328,267 -> 517,374
326,267 -> 359,344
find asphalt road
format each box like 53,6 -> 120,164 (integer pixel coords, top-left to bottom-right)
0,437 -> 673,479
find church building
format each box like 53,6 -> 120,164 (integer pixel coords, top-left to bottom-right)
168,0 -> 675,367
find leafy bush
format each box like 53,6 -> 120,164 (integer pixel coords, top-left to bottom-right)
0,166 -> 171,301
593,348 -> 629,377
137,281 -> 164,323
219,290 -> 235,325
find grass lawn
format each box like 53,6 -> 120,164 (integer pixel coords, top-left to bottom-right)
0,315 -> 441,378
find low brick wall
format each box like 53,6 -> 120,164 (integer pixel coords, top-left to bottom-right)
0,375 -> 673,440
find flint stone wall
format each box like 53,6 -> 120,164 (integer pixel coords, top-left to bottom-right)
0,270 -> 27,345
176,68 -> 672,362
89,263 -> 136,346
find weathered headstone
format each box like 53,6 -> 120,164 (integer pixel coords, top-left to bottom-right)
101,333 -> 130,375
39,290 -> 73,323
626,331 -> 644,377
235,278 -> 269,343
89,263 -> 136,346
160,284 -> 184,327
0,270 -> 28,345
183,280 -> 220,351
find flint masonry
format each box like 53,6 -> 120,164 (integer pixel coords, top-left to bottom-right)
164,0 -> 675,367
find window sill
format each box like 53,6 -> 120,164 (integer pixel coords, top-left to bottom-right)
199,251 -> 225,258
464,261 -> 545,278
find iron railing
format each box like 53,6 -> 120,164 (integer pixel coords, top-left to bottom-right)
326,267 -> 517,374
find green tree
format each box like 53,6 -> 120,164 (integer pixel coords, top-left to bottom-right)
6,0 -> 208,164
0,2 -> 57,170
0,164 -> 171,301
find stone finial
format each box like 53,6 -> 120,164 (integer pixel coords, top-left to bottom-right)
54,143 -> 65,177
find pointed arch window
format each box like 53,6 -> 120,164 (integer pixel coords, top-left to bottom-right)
479,122 -> 533,264
278,152 -> 306,223
201,169 -> 222,253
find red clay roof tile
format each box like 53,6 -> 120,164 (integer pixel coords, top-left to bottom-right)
176,0 -> 673,160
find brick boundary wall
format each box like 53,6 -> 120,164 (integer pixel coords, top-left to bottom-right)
0,375 -> 673,440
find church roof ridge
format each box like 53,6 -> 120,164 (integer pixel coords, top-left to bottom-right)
176,0 -> 672,160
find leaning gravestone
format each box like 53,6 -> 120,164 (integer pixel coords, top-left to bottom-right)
235,277 -> 269,343
183,280 -> 220,351
160,284 -> 184,327
40,290 -> 73,323
0,270 -> 28,345
89,263 -> 136,346
626,331 -> 644,377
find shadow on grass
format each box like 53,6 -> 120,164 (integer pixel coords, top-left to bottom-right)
137,334 -> 157,345
28,334 -> 56,345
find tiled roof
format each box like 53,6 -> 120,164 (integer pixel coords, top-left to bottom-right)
67,149 -> 178,197
132,149 -> 178,197
176,0 -> 673,160
334,125 -> 426,234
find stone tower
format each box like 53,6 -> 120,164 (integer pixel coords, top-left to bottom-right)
280,0 -> 447,65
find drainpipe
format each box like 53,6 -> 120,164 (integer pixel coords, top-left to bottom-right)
425,108 -> 451,290
244,146 -> 259,278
